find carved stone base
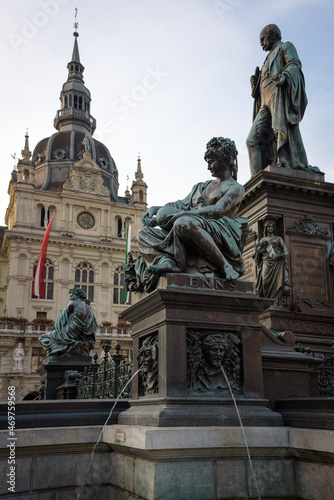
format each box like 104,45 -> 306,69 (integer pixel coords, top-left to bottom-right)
119,397 -> 282,427
121,274 -> 284,427
37,355 -> 92,400
238,166 -> 334,351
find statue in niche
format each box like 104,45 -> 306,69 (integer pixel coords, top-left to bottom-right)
187,330 -> 241,394
124,137 -> 248,293
138,334 -> 159,395
39,288 -> 98,356
247,24 -> 320,176
82,134 -> 91,154
253,219 -> 291,306
12,343 -> 25,371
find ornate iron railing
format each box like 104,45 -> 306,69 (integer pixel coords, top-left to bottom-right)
294,342 -> 334,397
77,343 -> 133,399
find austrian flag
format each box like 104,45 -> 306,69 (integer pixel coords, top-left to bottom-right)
32,213 -> 55,298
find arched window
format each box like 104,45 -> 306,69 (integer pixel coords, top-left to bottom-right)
117,218 -> 123,238
23,170 -> 29,183
40,207 -> 50,228
75,262 -> 94,303
74,95 -> 78,109
69,95 -> 72,107
32,259 -> 54,299
64,96 -> 68,108
79,96 -> 82,109
113,267 -> 130,304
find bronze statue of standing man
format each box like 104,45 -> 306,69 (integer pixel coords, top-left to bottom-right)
246,24 -> 318,176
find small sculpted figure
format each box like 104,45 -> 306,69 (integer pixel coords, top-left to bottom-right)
125,137 -> 247,293
82,134 -> 91,154
13,343 -> 25,371
253,219 -> 291,306
39,288 -> 98,356
247,24 -> 319,176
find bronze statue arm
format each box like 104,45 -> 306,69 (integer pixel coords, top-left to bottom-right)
142,206 -> 162,226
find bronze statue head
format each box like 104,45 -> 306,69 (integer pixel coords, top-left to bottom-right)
204,137 -> 238,180
260,24 -> 281,51
202,333 -> 228,369
69,288 -> 87,300
263,219 -> 276,236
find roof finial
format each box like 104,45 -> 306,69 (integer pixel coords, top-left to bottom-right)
21,129 -> 32,160
73,7 -> 79,37
135,153 -> 143,181
11,153 -> 18,171
126,174 -> 129,191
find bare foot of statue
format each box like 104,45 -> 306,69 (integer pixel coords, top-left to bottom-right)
144,262 -> 181,293
146,262 -> 180,277
224,264 -> 239,281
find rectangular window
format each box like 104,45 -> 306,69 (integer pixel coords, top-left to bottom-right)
48,266 -> 54,280
113,288 -> 119,304
88,286 -> 94,303
31,347 -> 46,373
47,282 -> 53,300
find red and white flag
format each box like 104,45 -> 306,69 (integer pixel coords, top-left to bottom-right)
32,213 -> 55,298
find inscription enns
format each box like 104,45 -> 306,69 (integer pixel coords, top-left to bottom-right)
291,244 -> 327,301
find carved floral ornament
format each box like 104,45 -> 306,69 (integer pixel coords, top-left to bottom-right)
287,215 -> 329,237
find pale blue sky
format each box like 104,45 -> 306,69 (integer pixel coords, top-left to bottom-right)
1,0 -> 333,222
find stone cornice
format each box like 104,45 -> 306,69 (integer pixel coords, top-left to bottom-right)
241,169 -> 334,211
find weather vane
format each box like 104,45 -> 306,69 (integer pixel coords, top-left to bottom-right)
74,7 -> 79,33
11,153 -> 18,171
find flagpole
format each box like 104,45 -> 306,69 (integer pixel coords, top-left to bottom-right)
32,213 -> 55,298
121,224 -> 132,304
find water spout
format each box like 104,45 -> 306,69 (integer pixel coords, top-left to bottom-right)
77,367 -> 141,500
220,364 -> 262,500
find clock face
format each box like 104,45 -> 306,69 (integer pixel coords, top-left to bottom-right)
77,212 -> 95,229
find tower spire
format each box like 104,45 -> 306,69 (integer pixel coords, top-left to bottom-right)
135,152 -> 143,181
21,129 -> 31,160
53,11 -> 96,135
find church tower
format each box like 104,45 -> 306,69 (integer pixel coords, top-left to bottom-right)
130,155 -> 148,207
54,29 -> 96,135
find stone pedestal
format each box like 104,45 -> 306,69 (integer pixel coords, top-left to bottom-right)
37,355 -> 92,400
121,274 -> 283,427
238,165 -> 334,351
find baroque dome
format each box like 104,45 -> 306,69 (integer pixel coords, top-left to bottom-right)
32,131 -> 119,200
